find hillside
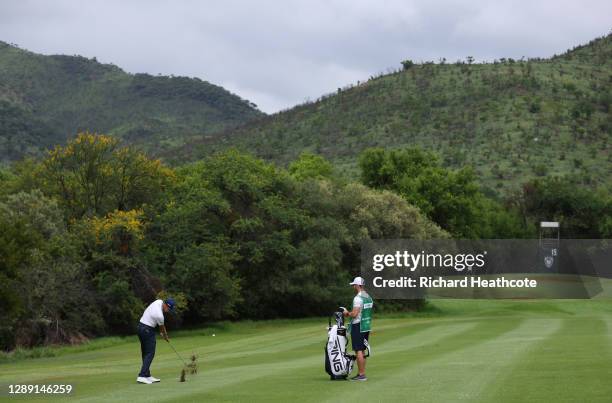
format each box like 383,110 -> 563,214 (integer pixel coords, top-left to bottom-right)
0,41 -> 263,162
174,33 -> 612,194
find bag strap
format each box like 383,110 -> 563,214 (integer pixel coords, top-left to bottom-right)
364,339 -> 372,357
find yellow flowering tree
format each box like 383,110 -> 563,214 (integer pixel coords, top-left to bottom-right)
89,209 -> 144,256
39,132 -> 174,219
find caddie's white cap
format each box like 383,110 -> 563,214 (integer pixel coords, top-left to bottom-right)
349,276 -> 365,286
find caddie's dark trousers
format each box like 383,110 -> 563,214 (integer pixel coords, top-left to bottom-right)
137,322 -> 156,377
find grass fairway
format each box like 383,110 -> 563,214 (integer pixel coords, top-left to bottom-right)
2,299 -> 612,402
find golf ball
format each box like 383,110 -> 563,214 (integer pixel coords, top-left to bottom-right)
212,334 -> 216,337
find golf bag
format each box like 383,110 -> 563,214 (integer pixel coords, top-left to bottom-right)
324,310 -> 356,380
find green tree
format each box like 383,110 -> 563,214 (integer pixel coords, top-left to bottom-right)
169,242 -> 241,322
0,167 -> 16,197
0,191 -> 103,349
517,177 -> 611,238
0,215 -> 39,348
401,60 -> 414,70
359,147 -> 511,238
288,152 -> 334,181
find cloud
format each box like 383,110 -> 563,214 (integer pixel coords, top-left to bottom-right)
0,0 -> 610,112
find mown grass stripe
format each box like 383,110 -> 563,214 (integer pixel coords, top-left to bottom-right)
483,317 -> 612,403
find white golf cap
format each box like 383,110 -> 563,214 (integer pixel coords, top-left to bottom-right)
349,276 -> 365,286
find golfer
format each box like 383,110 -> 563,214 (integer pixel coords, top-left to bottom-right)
343,276 -> 373,382
136,298 -> 176,384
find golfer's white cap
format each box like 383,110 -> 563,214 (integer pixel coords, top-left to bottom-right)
349,276 -> 365,286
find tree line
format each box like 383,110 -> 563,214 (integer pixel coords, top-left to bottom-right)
1,134 -> 610,350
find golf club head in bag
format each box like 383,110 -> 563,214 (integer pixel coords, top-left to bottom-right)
329,309 -> 344,329
324,308 -> 356,380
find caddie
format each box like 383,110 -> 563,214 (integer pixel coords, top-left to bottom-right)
343,276 -> 373,381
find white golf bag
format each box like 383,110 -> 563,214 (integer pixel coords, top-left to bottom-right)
324,310 -> 356,380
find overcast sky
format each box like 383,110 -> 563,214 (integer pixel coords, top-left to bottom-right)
0,1 -> 610,113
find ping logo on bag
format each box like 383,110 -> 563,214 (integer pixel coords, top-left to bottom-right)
329,339 -> 344,373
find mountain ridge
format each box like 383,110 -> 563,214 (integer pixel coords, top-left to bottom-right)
0,40 -> 263,161
170,32 -> 612,194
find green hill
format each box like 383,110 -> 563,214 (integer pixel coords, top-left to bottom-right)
0,41 -> 263,162
174,33 -> 612,194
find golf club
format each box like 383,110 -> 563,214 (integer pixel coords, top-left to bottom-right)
166,339 -> 188,367
166,339 -> 199,382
